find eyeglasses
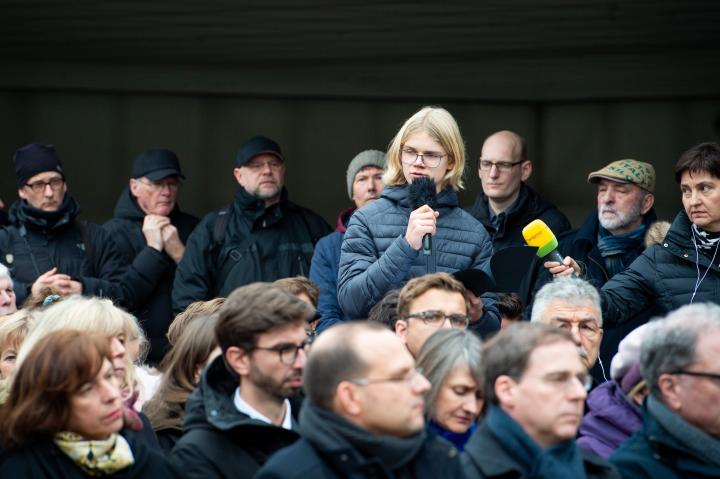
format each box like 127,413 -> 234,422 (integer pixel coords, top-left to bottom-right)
245,159 -> 283,171
553,321 -> 601,340
254,340 -> 308,365
671,370 -> 720,383
24,177 -> 64,193
400,147 -> 445,168
478,159 -> 524,172
404,310 -> 470,329
541,371 -> 593,392
138,179 -> 181,192
350,367 -> 425,387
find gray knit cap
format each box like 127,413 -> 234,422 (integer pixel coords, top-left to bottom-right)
346,150 -> 386,199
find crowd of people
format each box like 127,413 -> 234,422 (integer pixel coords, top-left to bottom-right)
0,104 -> 719,478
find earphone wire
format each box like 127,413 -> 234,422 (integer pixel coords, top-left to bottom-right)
690,225 -> 720,303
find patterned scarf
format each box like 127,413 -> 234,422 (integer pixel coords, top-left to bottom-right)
691,224 -> 720,254
54,431 -> 135,476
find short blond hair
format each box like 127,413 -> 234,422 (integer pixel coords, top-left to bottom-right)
384,106 -> 466,191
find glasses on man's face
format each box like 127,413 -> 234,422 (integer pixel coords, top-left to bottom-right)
350,367 -> 425,387
671,370 -> 720,384
478,159 -> 524,173
400,147 -> 445,168
245,159 -> 283,172
24,177 -> 64,193
404,310 -> 469,329
254,340 -> 308,365
541,371 -> 593,392
553,320 -> 601,340
139,179 -> 181,192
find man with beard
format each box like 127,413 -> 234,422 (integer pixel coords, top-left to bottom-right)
256,321 -> 464,479
0,143 -> 138,307
170,283 -> 315,478
172,136 -> 331,313
537,159 -> 657,373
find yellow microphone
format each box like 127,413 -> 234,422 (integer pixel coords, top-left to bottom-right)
522,219 -> 565,263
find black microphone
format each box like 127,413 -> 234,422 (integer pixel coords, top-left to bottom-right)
407,176 -> 437,256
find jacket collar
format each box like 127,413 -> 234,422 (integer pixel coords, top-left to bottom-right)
182,356 -> 300,434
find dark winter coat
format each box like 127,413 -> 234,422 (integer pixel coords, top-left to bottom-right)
103,188 -> 199,364
466,183 -> 571,252
0,429 -> 177,478
0,195 -> 140,307
310,207 -> 355,333
462,420 -> 620,479
577,380 -> 643,459
338,184 -> 493,319
169,357 -> 301,478
172,187 -> 330,313
610,397 -> 720,478
602,210 -> 720,326
256,403 -> 464,479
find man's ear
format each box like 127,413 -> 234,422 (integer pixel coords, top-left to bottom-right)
657,373 -> 682,411
641,192 -> 655,215
335,381 -> 363,417
129,179 -> 140,198
494,375 -> 517,409
233,168 -> 244,187
521,161 -> 533,182
394,319 -> 408,342
224,346 -> 251,378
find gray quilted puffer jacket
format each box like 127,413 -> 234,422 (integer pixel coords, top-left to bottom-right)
338,183 -> 493,319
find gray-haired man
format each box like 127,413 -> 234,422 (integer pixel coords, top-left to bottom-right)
531,276 -> 605,384
611,303 -> 720,478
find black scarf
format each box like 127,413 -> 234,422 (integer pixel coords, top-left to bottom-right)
300,402 -> 426,471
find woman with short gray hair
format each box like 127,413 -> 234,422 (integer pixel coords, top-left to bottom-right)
416,328 -> 483,451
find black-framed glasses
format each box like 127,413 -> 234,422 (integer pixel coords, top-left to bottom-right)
25,177 -> 64,193
138,179 -> 181,192
350,367 -> 425,387
478,159 -> 524,172
400,147 -> 445,168
404,310 -> 470,329
671,370 -> 720,383
254,340 -> 308,365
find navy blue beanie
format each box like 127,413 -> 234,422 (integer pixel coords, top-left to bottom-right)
14,143 -> 65,187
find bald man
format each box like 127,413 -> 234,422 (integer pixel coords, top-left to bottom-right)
466,130 -> 570,251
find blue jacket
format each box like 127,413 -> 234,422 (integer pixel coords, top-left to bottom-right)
310,207 -> 355,333
338,184 -> 493,319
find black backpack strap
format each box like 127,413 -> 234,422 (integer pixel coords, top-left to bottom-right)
213,205 -> 232,246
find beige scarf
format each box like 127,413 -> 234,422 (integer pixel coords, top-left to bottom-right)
54,431 -> 135,476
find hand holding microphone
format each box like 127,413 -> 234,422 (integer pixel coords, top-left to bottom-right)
407,176 -> 439,255
405,205 -> 439,251
522,219 -> 580,277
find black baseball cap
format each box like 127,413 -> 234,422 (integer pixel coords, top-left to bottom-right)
131,149 -> 184,180
236,136 -> 284,167
452,269 -> 496,297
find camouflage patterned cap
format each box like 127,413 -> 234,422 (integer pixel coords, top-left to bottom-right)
587,159 -> 655,192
